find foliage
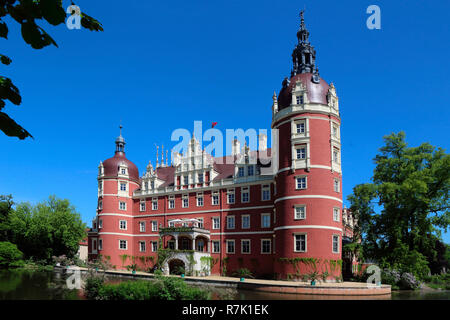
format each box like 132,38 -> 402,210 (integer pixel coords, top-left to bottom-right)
308,271 -> 319,282
0,0 -> 103,139
0,241 -> 23,268
398,272 -> 421,290
232,268 -> 254,279
347,132 -> 450,280
6,195 -> 87,262
0,195 -> 13,241
200,256 -> 218,275
85,274 -> 210,300
84,274 -> 105,300
222,257 -> 229,276
423,273 -> 450,290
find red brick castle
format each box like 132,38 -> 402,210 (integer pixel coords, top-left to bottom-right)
88,12 -> 355,280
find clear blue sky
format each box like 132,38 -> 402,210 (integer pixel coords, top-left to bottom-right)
1,1 -> 449,242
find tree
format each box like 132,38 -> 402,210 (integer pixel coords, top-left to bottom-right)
8,195 -> 87,261
347,132 -> 450,278
0,0 -> 103,139
0,241 -> 23,267
0,194 -> 13,240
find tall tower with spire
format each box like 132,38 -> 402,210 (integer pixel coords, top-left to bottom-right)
272,11 -> 342,279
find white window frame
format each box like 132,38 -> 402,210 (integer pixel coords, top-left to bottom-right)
139,241 -> 146,252
226,239 -> 235,254
238,167 -> 245,177
151,221 -> 158,232
241,239 -> 251,254
241,186 -> 250,203
119,201 -> 126,211
152,197 -> 158,210
227,189 -> 235,204
332,234 -> 340,253
261,184 -> 270,201
98,239 -> 103,250
119,220 -> 127,230
168,195 -> 175,209
261,213 -> 271,228
247,165 -> 254,176
182,194 -> 189,208
334,178 -> 340,193
120,182 -> 127,191
226,215 -> 235,230
119,240 -> 128,250
152,241 -> 158,252
261,239 -> 272,254
196,192 -> 204,207
212,191 -> 219,205
294,233 -> 307,252
212,217 -> 220,230
98,219 -> 103,229
241,214 -> 250,229
333,207 -> 340,222
139,221 -> 146,232
295,176 -> 307,190
140,201 -> 146,212
296,146 -> 307,159
212,240 -> 220,253
294,205 -> 306,220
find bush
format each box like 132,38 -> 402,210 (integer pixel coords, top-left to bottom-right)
85,275 -> 210,300
232,268 -> 254,279
398,272 -> 420,290
381,269 -> 401,286
0,241 -> 24,268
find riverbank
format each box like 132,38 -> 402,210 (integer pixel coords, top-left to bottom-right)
63,266 -> 391,296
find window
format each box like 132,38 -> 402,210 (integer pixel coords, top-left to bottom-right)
294,234 -> 306,252
238,167 -> 244,177
248,165 -> 254,176
241,187 -> 249,203
140,201 -> 146,212
197,192 -> 204,207
168,196 -> 175,209
98,239 -> 103,250
196,218 -> 204,229
98,219 -> 103,229
93,239 -> 97,251
121,168 -> 126,175
98,200 -> 103,210
332,124 -> 338,138
119,201 -> 126,210
212,217 -> 220,230
296,95 -> 304,105
168,241 -> 175,250
152,241 -> 158,252
333,148 -> 340,163
151,181 -> 155,189
296,147 -> 306,159
152,198 -> 158,210
183,175 -> 189,185
168,221 -> 175,227
139,241 -> 146,252
182,194 -> 189,208
212,191 -> 219,205
120,182 -> 127,191
332,235 -> 340,253
139,221 -> 146,232
334,179 -> 340,192
119,240 -> 127,250
145,181 -> 148,190
295,205 -> 306,220
296,121 -> 305,134
333,208 -> 340,222
119,220 -> 127,230
262,184 -> 270,201
296,176 -> 307,189
261,213 -> 271,228
242,215 -> 250,229
226,216 -> 235,229
261,239 -> 271,254
241,239 -> 250,254
226,240 -> 235,254
227,189 -> 235,204
152,221 -> 158,232
212,241 -> 220,253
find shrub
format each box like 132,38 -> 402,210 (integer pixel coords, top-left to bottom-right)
398,272 -> 420,290
232,268 -> 254,279
0,241 -> 24,268
84,275 -> 105,300
381,269 -> 401,286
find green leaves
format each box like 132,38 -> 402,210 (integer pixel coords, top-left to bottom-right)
0,21 -> 8,39
0,54 -> 12,65
39,0 -> 66,26
21,21 -> 58,49
81,12 -> 104,32
0,111 -> 32,139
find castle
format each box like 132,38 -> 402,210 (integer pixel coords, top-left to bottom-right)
88,12 -> 356,280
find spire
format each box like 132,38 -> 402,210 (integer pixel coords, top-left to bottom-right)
291,10 -> 319,81
115,124 -> 126,154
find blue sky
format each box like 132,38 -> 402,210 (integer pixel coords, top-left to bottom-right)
1,1 -> 449,242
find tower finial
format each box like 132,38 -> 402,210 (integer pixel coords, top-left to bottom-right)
115,123 -> 125,154
292,9 -> 318,77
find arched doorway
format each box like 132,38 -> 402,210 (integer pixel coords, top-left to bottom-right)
168,259 -> 185,275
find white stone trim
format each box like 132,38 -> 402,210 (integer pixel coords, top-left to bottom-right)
274,195 -> 342,204
274,225 -> 343,232
210,231 -> 274,236
99,232 -> 159,237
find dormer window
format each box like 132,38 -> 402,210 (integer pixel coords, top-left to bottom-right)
248,165 -> 254,176
296,95 -> 304,105
121,168 -> 126,175
238,167 -> 245,177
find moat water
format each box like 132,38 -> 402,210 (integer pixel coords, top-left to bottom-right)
0,269 -> 449,300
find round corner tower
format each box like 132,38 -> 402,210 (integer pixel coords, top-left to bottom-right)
272,11 -> 343,279
91,126 -> 140,268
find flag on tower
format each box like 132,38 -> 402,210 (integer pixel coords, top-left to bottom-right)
212,122 -> 218,128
